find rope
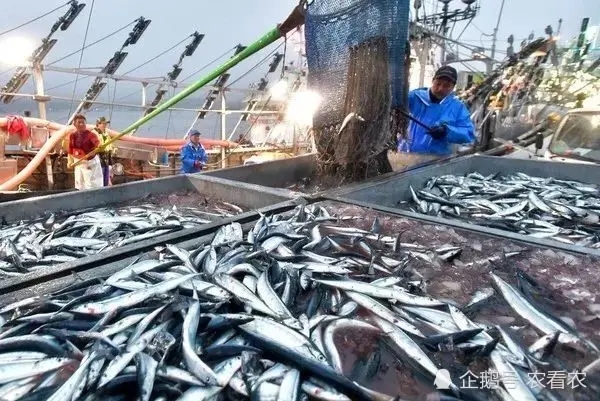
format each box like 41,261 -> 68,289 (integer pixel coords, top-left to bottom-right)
0,1 -> 70,37
47,19 -> 136,66
122,35 -> 192,75
66,0 -> 95,119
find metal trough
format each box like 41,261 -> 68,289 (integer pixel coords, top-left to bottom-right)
203,153 -> 316,188
0,174 -> 300,223
326,155 -> 600,256
0,218 -> 267,304
0,174 -> 302,293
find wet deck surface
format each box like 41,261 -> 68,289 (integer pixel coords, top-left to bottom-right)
284,174 -> 348,193
115,190 -> 246,216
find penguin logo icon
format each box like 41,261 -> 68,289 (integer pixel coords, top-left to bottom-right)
434,369 -> 452,390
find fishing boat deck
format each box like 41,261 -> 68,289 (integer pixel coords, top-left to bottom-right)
1,153 -> 599,400
1,198 -> 597,400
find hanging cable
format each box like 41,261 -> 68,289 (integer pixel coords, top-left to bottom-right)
122,35 -> 192,75
47,19 -> 136,65
179,45 -> 238,84
66,0 -> 94,118
164,87 -> 175,139
47,19 -> 157,93
240,33 -> 290,144
455,17 -> 475,42
418,25 -> 504,63
47,75 -> 92,92
429,36 -> 479,73
114,44 -> 237,103
114,86 -> 150,102
226,43 -> 284,88
108,79 -> 118,121
0,1 -> 70,37
471,22 -> 493,37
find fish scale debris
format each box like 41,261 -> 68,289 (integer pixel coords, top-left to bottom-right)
0,202 -> 243,276
0,204 -> 596,400
406,172 -> 600,248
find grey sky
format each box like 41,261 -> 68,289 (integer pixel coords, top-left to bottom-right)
0,0 -> 298,102
0,0 -> 598,100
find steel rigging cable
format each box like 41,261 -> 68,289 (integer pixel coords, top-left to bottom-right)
178,45 -> 239,84
225,42 -> 284,88
66,0 -> 95,118
47,19 -> 137,66
114,45 -> 238,102
0,1 -> 71,37
122,35 -> 193,75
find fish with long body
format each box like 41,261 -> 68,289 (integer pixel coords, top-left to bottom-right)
406,172 -> 600,248
0,201 -> 244,275
0,204 -> 594,401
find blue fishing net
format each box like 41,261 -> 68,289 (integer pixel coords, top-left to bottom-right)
304,0 -> 410,126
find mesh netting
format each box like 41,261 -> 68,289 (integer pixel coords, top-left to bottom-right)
305,0 -> 410,114
304,0 -> 410,175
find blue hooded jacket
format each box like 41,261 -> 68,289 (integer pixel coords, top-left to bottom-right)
180,142 -> 208,174
398,87 -> 475,155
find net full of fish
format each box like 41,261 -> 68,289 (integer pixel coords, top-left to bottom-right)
406,172 -> 600,248
0,204 -> 597,401
0,201 -> 244,276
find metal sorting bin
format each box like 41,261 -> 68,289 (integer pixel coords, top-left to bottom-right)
327,155 -> 600,256
0,219 -> 262,306
0,174 -> 302,294
203,154 -> 317,188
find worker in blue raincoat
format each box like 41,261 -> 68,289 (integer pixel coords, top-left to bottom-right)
397,66 -> 474,161
180,130 -> 208,174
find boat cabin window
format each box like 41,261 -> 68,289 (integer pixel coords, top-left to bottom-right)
549,113 -> 600,162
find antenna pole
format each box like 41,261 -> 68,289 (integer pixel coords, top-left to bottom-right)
488,0 -> 506,74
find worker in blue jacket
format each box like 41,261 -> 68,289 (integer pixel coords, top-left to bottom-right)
398,66 -> 475,156
180,130 -> 208,174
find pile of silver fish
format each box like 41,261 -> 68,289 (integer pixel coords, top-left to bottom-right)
0,205 -> 597,401
407,172 -> 600,248
0,202 -> 244,276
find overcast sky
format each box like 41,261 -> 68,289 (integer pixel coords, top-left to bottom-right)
0,0 -> 598,101
0,0 -> 299,104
